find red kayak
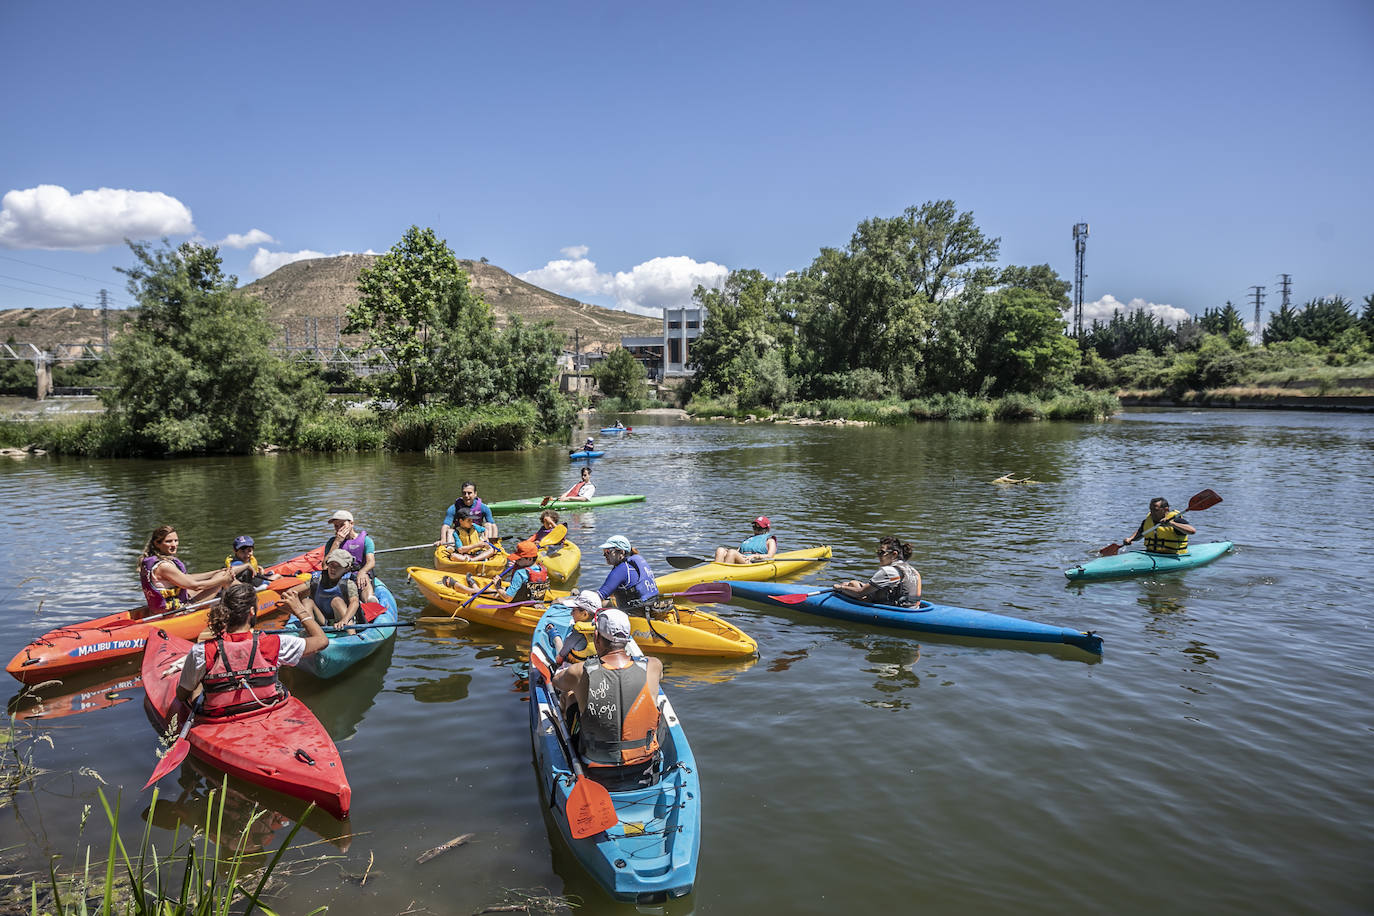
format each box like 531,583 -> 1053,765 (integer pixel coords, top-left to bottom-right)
7,547 -> 323,685
141,628 -> 350,819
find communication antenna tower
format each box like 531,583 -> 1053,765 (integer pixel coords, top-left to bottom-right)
1072,223 -> 1089,337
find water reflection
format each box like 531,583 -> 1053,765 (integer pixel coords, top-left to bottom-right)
282,638 -> 393,741
394,666 -> 473,704
7,665 -> 142,721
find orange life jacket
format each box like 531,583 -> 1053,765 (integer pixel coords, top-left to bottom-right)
578,657 -> 660,766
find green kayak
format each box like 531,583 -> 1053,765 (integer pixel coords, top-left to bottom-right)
484,494 -> 647,515
1064,541 -> 1233,581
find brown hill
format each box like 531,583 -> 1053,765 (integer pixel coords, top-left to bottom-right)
0,256 -> 659,355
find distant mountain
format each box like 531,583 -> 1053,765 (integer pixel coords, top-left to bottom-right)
0,256 -> 660,355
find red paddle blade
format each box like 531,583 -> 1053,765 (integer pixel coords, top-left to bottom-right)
360,601 -> 386,623
770,591 -> 821,604
1187,489 -> 1223,512
1098,543 -> 1123,557
672,582 -> 732,603
143,738 -> 190,790
567,774 -> 618,839
529,649 -> 552,682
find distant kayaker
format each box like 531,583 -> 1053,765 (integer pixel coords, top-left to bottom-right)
833,537 -> 922,607
445,509 -> 499,562
294,548 -> 362,629
224,535 -> 281,586
582,437 -> 595,452
545,466 -> 595,506
1120,497 -> 1196,555
490,539 -> 549,603
596,535 -> 675,617
175,582 -> 327,716
136,525 -> 238,620
323,510 -> 375,603
441,481 -> 497,543
714,516 -> 778,564
552,608 -> 663,769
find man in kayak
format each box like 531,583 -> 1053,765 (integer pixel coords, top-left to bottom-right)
136,525 -> 238,620
323,510 -> 376,603
544,466 -> 596,507
175,582 -> 328,716
1121,497 -> 1196,554
713,516 -> 778,564
441,481 -> 498,543
596,535 -> 675,617
833,537 -> 922,607
553,608 -> 663,770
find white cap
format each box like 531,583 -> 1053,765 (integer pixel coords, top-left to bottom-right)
329,510 -> 353,522
572,590 -> 603,613
595,608 -> 633,646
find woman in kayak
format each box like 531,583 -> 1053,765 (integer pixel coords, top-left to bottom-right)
544,466 -> 595,506
175,582 -> 327,717
323,510 -> 375,603
833,537 -> 922,607
596,535 -> 675,617
137,525 -> 238,619
713,516 -> 778,564
1120,497 -> 1196,554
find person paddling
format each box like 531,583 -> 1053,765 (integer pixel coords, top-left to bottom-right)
136,525 -> 237,620
1120,497 -> 1196,555
833,536 -> 922,607
544,466 -> 595,506
323,510 -> 376,603
175,582 -> 327,716
714,516 -> 778,564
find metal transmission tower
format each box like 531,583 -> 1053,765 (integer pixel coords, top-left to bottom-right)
98,289 -> 110,350
1250,285 -> 1266,337
1278,274 -> 1292,310
1072,223 -> 1089,337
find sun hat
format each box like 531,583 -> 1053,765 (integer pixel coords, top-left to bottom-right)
232,535 -> 254,550
595,608 -> 633,645
329,510 -> 353,522
326,548 -> 355,567
512,539 -> 539,559
753,516 -> 771,528
598,535 -> 632,552
571,590 -> 603,613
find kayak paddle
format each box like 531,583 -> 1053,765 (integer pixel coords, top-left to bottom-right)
528,654 -> 617,839
664,555 -> 710,570
374,542 -> 442,555
768,590 -> 827,604
461,565 -> 514,609
1099,489 -> 1223,556
262,621 -> 414,634
662,582 -> 732,603
144,710 -> 193,790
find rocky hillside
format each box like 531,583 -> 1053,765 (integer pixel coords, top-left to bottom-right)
0,256 -> 660,354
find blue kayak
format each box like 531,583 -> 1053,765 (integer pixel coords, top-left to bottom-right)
292,579 -> 399,679
569,450 -> 605,459
599,426 -> 630,433
527,604 -> 700,902
724,580 -> 1103,655
1064,541 -> 1233,582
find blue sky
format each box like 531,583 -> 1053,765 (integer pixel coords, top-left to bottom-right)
2,0 -> 1371,328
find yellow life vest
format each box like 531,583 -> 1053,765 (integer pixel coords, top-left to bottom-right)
225,555 -> 263,573
1143,513 -> 1188,554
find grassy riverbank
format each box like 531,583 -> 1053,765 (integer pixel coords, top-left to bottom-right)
685,388 -> 1121,423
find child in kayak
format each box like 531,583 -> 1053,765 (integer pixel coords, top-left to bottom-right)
833,536 -> 922,607
713,516 -> 778,564
445,509 -> 500,562
1120,497 -> 1196,554
224,535 -> 282,586
495,540 -> 549,603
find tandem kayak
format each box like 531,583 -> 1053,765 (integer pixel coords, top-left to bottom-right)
724,580 -> 1103,655
1063,541 -> 1234,582
484,494 -> 647,514
656,546 -> 833,593
407,567 -> 758,658
569,450 -> 605,460
289,579 -> 399,679
528,606 -> 699,902
141,628 -> 351,819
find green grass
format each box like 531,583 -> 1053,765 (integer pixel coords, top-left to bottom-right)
686,389 -> 1120,423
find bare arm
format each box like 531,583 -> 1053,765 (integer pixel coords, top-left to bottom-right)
283,591 -> 331,654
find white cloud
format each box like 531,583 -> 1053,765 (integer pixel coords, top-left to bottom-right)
1067,294 -> 1192,327
248,247 -> 378,277
219,228 -> 276,249
0,184 -> 194,251
519,248 -> 729,316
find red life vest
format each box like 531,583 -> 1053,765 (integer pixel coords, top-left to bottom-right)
200,632 -> 287,717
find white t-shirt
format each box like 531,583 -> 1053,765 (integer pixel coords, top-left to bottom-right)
177,633 -> 308,692
870,562 -> 921,603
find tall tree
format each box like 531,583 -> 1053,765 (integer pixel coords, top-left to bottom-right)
983,288 -> 1080,394
1262,302 -> 1301,344
1290,295 -> 1356,346
687,269 -> 787,405
593,347 -> 648,401
103,240 -> 323,453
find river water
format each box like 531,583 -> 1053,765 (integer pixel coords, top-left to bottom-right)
0,409 -> 1370,914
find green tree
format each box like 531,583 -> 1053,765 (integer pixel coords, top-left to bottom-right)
687,270 -> 789,407
983,288 -> 1080,394
1291,296 -> 1356,346
1361,294 -> 1374,339
1263,302 -> 1301,344
103,240 -> 323,453
491,315 -> 573,430
1200,303 -> 1247,339
594,347 -> 648,402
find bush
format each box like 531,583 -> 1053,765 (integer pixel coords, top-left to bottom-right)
993,393 -> 1043,420
807,368 -> 888,400
290,413 -> 387,451
1043,389 -> 1120,419
1074,348 -> 1117,389
907,393 -> 993,420
1113,351 -> 1174,390
387,402 -> 540,452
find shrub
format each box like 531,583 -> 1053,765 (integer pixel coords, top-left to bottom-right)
993,393 -> 1043,420
387,402 -> 540,452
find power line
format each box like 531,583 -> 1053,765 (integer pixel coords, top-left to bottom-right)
0,272 -> 129,305
0,253 -> 121,287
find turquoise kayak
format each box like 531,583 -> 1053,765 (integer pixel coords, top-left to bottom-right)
1064,541 -> 1233,582
292,579 -> 398,679
569,450 -> 604,459
528,604 -> 700,902
725,580 -> 1102,655
485,494 -> 646,515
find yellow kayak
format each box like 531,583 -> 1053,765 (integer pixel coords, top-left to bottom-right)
431,545 -> 511,577
406,566 -> 757,659
656,546 -> 833,593
537,538 -> 581,584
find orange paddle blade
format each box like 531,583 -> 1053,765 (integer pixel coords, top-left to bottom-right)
1098,543 -> 1123,557
143,738 -> 190,790
1187,489 -> 1223,512
360,601 -> 386,623
567,774 -> 618,839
